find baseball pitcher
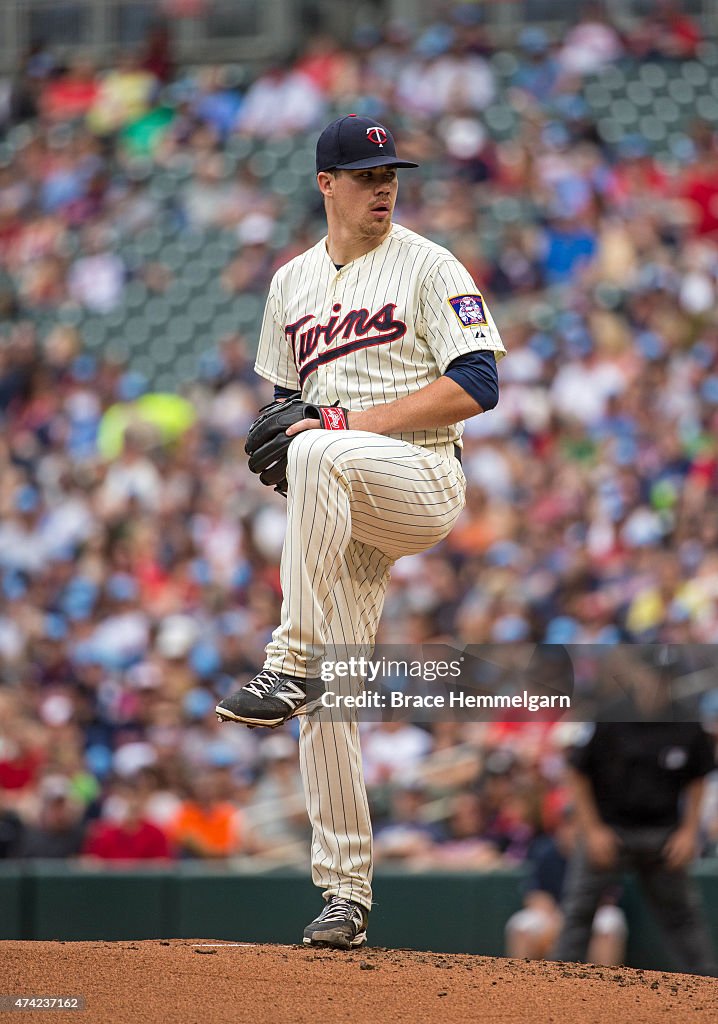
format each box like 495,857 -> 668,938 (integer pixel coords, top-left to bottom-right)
217,115 -> 506,948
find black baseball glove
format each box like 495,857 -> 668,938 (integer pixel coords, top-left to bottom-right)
245,394 -> 350,495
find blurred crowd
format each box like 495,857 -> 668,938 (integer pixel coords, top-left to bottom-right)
1,1 -> 718,869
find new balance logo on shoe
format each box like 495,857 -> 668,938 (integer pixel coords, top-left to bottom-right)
216,671 -> 323,728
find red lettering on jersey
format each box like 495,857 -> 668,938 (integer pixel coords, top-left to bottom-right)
285,304 -> 407,383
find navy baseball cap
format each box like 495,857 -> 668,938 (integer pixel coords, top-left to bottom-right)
316,115 -> 419,173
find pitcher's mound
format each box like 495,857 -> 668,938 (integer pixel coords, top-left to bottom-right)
2,940 -> 717,1023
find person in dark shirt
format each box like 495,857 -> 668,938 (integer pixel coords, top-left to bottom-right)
552,716 -> 716,975
506,803 -> 626,964
0,791 -> 24,858
374,780 -> 446,862
14,777 -> 85,859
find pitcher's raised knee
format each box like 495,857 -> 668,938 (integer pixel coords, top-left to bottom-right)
287,430 -> 353,481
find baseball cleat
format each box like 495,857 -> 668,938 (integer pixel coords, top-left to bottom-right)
303,897 -> 368,949
215,670 -> 323,728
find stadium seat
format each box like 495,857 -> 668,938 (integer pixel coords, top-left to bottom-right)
148,336 -> 177,367
682,61 -> 709,87
596,119 -> 623,145
81,319 -> 111,350
272,169 -> 304,197
188,297 -> 215,327
638,116 -> 668,143
247,151 -> 279,179
166,280 -> 193,310
609,99 -> 639,127
166,316 -> 194,346
211,312 -> 242,338
230,294 -> 261,326
57,305 -> 84,327
156,242 -> 186,273
668,80 -> 695,105
626,82 -> 654,108
173,353 -> 199,379
132,354 -> 158,378
491,51 -> 518,79
654,98 -> 679,124
599,65 -> 627,92
124,280 -> 149,311
484,104 -> 516,140
493,197 -> 523,224
145,296 -> 172,327
204,279 -> 233,311
270,137 -> 298,160
269,224 -> 292,251
291,146 -> 317,175
182,261 -> 213,290
584,83 -> 612,112
227,135 -> 255,160
135,227 -> 164,259
124,316 -> 152,350
104,306 -> 130,331
696,95 -> 718,120
202,239 -> 232,270
667,132 -> 693,160
118,243 -> 143,273
639,63 -> 667,89
149,173 -> 179,202
178,230 -> 206,255
106,337 -> 131,364
700,43 -> 718,68
155,370 -> 178,390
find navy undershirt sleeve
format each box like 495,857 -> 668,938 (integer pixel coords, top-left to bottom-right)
274,353 -> 498,408
274,385 -> 300,401
444,351 -> 499,411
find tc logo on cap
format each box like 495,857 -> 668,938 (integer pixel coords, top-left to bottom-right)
366,126 -> 387,147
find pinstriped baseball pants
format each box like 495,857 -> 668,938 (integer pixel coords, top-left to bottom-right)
263,429 -> 466,910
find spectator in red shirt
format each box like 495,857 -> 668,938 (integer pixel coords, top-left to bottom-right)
0,710 -> 44,794
630,0 -> 702,60
82,783 -> 173,862
678,137 -> 718,238
40,57 -> 99,123
295,35 -> 349,96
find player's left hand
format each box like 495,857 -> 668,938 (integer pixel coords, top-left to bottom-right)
245,397 -> 351,495
285,405 -> 351,436
662,825 -> 698,870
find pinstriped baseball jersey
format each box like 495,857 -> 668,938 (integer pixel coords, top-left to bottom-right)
254,223 -> 506,450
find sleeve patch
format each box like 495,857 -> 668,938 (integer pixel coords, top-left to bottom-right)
448,293 -> 488,327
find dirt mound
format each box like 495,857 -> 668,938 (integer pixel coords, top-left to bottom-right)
2,940 -> 716,1023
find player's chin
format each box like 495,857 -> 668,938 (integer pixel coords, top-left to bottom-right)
365,212 -> 392,232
